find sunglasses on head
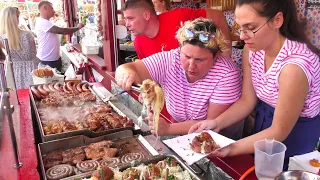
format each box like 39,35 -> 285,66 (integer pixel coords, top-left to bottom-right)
184,28 -> 213,44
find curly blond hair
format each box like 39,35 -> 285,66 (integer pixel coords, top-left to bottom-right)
176,18 -> 229,54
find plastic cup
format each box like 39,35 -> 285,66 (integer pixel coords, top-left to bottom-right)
254,139 -> 287,180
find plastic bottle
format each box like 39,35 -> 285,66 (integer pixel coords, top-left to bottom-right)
315,137 -> 320,152
71,33 -> 78,45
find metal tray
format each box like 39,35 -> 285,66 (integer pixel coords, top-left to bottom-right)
38,130 -> 157,180
61,154 -> 203,180
275,170 -> 320,180
29,84 -> 140,142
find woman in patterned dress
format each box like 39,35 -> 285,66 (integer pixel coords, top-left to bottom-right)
0,6 -> 37,89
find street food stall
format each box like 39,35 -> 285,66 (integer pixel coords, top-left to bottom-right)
1,0 -> 320,179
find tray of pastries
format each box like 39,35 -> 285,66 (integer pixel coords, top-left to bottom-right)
61,154 -> 203,180
29,82 -> 137,142
38,130 -> 157,180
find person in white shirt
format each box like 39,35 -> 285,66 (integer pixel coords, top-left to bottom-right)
35,1 -> 84,72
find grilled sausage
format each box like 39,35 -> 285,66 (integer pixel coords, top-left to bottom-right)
66,82 -> 74,91
30,86 -> 43,99
76,83 -> 84,92
42,83 -> 51,92
82,83 -> 90,92
48,83 -> 56,92
37,85 -> 49,96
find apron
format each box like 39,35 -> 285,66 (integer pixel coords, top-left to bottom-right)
254,100 -> 320,170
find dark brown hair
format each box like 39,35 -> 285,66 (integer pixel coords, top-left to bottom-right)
160,0 -> 171,11
236,0 -> 319,54
122,0 -> 157,15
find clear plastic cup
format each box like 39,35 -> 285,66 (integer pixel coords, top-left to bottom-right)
254,139 -> 287,180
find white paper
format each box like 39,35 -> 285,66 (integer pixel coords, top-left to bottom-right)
163,130 -> 235,165
64,64 -> 76,79
293,151 -> 320,173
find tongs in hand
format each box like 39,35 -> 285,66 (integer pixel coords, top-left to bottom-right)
105,85 -> 141,101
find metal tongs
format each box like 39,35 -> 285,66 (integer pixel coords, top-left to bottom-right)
105,85 -> 141,102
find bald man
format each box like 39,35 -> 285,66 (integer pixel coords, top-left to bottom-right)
34,1 -> 84,72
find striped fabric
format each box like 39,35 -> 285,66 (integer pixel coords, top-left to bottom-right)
143,48 -> 242,122
250,39 -> 320,118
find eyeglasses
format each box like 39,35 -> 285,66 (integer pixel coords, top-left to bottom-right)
234,16 -> 274,38
184,28 -> 212,44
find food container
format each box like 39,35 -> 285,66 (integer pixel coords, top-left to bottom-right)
32,72 -> 64,85
275,170 -> 320,180
29,84 -> 140,142
81,44 -> 99,55
61,154 -> 203,180
38,130 -> 157,180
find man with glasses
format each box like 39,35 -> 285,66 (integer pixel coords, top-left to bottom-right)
122,0 -> 232,59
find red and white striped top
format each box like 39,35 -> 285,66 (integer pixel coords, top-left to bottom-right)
143,48 -> 242,122
250,39 -> 320,118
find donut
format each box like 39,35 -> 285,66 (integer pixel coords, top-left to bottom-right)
76,160 -> 99,173
37,85 -> 49,96
99,157 -> 120,167
30,86 -> 43,99
46,164 -> 74,180
120,153 -> 145,164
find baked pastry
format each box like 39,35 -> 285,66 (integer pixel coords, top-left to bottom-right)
310,159 -> 320,167
190,132 -> 220,154
34,68 -> 54,78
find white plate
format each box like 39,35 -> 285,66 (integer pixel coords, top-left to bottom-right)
163,130 -> 235,165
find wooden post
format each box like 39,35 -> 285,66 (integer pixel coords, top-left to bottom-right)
101,0 -> 117,72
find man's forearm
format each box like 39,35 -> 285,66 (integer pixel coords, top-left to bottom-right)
48,25 -> 80,35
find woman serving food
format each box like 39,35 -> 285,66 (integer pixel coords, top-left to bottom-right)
189,0 -> 320,170
115,18 -> 242,138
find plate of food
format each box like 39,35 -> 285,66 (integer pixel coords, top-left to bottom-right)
163,130 -> 235,165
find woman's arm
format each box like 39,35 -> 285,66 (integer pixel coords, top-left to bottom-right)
189,46 -> 257,133
214,46 -> 258,130
164,103 -> 232,135
115,60 -> 152,90
227,64 -> 309,156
